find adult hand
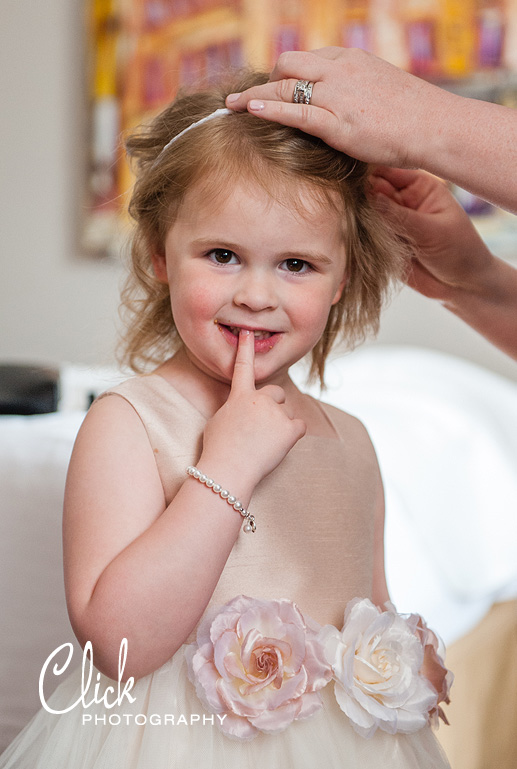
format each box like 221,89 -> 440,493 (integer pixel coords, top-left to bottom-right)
372,167 -> 517,359
371,167 -> 494,302
226,47 -> 447,168
227,47 -> 517,212
201,331 -> 306,489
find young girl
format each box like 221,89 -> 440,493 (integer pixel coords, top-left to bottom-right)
0,70 -> 451,768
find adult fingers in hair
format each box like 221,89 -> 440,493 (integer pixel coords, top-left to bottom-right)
225,83 -> 339,149
226,50 -> 327,111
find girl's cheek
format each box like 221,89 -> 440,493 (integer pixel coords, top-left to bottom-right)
187,285 -> 216,315
174,272 -> 212,307
175,283 -> 221,332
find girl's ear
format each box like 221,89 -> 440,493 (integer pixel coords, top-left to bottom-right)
150,250 -> 168,283
331,272 -> 348,306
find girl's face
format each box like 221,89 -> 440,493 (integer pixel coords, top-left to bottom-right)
153,176 -> 347,387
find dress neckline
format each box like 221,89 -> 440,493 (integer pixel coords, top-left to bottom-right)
148,372 -> 342,443
146,372 -> 208,422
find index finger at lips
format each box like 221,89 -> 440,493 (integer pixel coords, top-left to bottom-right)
231,330 -> 256,392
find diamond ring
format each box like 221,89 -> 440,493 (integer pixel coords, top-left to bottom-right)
293,80 -> 314,105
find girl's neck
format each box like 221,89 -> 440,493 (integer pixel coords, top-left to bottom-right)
154,348 -> 229,418
154,347 -> 300,419
154,348 -> 338,440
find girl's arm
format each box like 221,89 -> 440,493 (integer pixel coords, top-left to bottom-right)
64,332 -> 305,681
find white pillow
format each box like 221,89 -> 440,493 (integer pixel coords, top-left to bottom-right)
0,411 -> 84,750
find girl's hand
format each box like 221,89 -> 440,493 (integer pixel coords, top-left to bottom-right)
371,167 -> 495,302
226,47 -> 446,169
200,331 -> 306,489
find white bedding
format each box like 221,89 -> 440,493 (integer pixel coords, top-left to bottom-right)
1,346 -> 516,750
0,411 -> 84,750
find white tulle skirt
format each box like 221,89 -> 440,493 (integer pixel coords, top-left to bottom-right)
0,644 -> 450,769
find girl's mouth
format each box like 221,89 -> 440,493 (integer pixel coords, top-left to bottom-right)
227,326 -> 272,340
216,322 -> 281,352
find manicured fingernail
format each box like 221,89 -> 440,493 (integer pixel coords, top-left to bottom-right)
226,93 -> 241,103
241,329 -> 251,336
249,100 -> 265,111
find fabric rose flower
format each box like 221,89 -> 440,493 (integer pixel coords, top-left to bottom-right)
321,598 -> 441,738
413,614 -> 454,727
185,595 -> 332,740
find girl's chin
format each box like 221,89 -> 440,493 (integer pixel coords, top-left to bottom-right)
211,360 -> 287,387
183,347 -> 290,387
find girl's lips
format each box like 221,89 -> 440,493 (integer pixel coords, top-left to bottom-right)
217,323 -> 282,353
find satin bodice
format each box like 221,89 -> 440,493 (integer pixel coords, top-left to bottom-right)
99,374 -> 381,640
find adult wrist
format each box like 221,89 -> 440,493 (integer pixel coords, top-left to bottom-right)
411,85 -> 462,175
441,254 -> 509,323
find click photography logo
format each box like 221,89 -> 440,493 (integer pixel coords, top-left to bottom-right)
38,638 -> 227,728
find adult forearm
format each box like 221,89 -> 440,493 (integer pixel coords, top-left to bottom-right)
443,256 -> 517,358
420,90 -> 517,214
227,48 -> 517,215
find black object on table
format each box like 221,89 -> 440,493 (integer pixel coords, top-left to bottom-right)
0,364 -> 60,415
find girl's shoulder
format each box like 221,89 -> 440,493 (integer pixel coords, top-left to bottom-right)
93,372 -> 206,440
306,393 -> 372,440
304,394 -> 380,470
96,373 -> 200,417
96,372 -> 167,401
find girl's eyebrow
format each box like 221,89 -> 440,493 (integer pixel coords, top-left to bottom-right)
192,238 -> 334,265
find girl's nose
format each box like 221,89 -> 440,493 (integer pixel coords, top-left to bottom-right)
232,271 -> 279,312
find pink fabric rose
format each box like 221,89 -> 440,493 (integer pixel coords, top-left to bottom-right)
321,598 -> 441,738
413,614 -> 454,726
185,595 -> 332,740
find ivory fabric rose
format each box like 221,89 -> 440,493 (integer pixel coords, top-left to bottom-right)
321,598 -> 439,738
185,595 -> 332,740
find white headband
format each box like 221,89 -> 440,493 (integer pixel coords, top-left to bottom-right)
153,107 -> 232,165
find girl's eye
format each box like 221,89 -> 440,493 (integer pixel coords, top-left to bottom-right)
208,249 -> 238,265
283,258 -> 310,274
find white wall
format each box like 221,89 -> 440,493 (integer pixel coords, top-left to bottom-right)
1,0 -> 517,384
375,284 -> 517,383
0,0 -> 123,368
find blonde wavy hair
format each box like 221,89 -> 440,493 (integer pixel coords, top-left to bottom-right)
120,69 -> 408,385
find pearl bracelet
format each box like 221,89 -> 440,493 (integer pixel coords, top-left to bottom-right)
186,466 -> 256,533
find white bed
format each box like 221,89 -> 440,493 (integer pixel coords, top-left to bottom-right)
1,346 -> 516,751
